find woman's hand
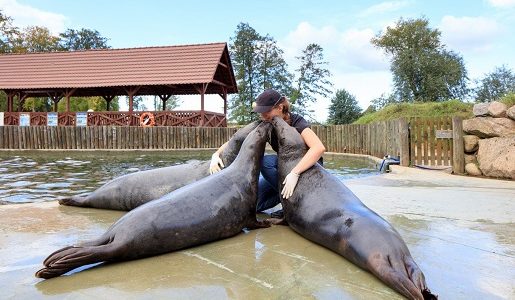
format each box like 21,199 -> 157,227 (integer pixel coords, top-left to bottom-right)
281,171 -> 299,199
209,152 -> 224,174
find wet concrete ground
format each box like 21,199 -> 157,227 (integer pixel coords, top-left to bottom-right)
1,166 -> 514,299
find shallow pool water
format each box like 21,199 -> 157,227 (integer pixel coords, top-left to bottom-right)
0,151 -> 378,204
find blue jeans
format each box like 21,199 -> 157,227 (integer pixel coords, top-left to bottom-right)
256,155 -> 281,212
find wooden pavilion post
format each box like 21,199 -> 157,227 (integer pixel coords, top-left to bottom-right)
48,93 -> 62,112
158,94 -> 171,111
195,83 -> 208,126
17,92 -> 28,112
221,86 -> 227,117
64,88 -> 77,112
125,86 -> 141,113
102,95 -> 115,111
6,90 -> 15,112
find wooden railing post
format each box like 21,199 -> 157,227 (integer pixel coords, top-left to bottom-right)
398,118 -> 410,166
452,116 -> 465,174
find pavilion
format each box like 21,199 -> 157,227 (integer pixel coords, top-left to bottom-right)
0,42 -> 237,127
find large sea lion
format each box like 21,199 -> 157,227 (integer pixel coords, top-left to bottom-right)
36,122 -> 272,279
270,117 -> 436,300
59,121 -> 261,210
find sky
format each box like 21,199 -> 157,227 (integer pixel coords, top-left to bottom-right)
1,0 -> 515,122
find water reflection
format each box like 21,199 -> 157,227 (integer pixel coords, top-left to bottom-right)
0,151 -> 377,204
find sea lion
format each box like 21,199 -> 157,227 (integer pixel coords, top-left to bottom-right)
36,122 -> 272,279
59,121 -> 261,210
270,117 -> 436,300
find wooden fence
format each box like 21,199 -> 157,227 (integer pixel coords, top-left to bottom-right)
0,117 -> 464,171
312,119 -> 409,166
0,126 -> 237,150
409,117 -> 454,167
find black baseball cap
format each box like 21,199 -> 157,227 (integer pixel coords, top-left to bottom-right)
252,89 -> 284,113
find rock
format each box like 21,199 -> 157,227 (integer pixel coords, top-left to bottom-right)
507,105 -> 515,121
465,163 -> 482,176
487,101 -> 507,117
462,117 -> 515,138
477,136 -> 515,180
473,103 -> 489,116
463,135 -> 480,153
465,154 -> 477,164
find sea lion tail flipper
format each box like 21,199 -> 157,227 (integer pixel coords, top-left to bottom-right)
368,254 -> 425,300
58,196 -> 88,207
405,258 -> 438,299
36,243 -> 115,279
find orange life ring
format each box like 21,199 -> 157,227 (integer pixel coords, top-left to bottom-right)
139,112 -> 155,127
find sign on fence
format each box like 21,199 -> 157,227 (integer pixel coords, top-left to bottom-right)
435,130 -> 453,139
20,113 -> 30,126
76,112 -> 87,126
0,112 -> 3,126
47,112 -> 58,126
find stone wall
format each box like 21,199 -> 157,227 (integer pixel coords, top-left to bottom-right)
462,101 -> 515,180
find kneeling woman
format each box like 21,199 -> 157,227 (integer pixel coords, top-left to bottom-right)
209,88 -> 325,214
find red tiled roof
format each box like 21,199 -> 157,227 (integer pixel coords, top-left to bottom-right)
0,42 -> 237,94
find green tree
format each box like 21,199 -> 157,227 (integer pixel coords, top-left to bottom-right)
370,93 -> 398,110
56,96 -> 120,112
257,35 -> 293,94
371,17 -> 468,102
474,65 -> 515,102
327,89 -> 362,124
152,95 -> 181,110
15,26 -> 60,53
125,96 -> 146,111
229,23 -> 293,124
0,10 -> 20,53
59,28 -> 110,51
292,43 -> 332,117
229,23 -> 262,124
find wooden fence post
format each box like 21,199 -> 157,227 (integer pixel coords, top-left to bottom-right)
452,117 -> 465,174
398,118 -> 410,166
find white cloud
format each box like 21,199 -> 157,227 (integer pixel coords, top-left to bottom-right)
279,22 -> 392,122
0,0 -> 67,34
439,15 -> 502,53
358,1 -> 411,17
486,0 -> 515,8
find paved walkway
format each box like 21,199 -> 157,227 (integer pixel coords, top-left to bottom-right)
1,166 -> 514,299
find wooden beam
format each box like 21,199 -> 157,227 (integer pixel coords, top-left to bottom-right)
124,86 -> 142,113
212,79 -> 228,87
158,94 -> 171,111
64,88 -> 77,112
102,95 -> 115,111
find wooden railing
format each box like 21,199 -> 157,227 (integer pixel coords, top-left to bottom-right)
1,111 -> 227,127
0,117 -> 464,170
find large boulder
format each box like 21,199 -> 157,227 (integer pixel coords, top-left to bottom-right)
487,101 -> 507,117
463,135 -> 480,153
463,117 -> 515,138
465,154 -> 477,164
473,103 -> 489,117
477,136 -> 515,180
465,163 -> 482,176
508,105 -> 515,121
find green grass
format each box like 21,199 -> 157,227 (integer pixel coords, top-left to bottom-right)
354,99 -> 474,124
499,92 -> 515,107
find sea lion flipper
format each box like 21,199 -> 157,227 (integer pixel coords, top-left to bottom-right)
368,254 -> 426,300
245,219 -> 272,230
58,196 -> 88,207
36,244 -> 115,279
266,217 -> 288,226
